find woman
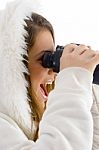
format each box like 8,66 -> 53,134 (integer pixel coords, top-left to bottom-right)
0,0 -> 99,149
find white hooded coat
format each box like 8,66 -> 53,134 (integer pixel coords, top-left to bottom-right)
0,0 -> 99,149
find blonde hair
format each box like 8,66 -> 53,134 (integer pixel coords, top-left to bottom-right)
24,13 -> 55,141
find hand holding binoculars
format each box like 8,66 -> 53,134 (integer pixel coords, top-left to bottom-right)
42,45 -> 99,85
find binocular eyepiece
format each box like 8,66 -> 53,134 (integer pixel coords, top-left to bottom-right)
42,45 -> 99,85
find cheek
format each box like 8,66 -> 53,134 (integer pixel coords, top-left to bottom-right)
30,68 -> 47,96
29,66 -> 47,85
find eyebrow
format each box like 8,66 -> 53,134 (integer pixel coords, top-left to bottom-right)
35,49 -> 54,58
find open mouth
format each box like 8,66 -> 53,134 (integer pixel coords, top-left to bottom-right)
40,84 -> 48,101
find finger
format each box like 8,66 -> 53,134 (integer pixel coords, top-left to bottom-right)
87,46 -> 91,49
63,43 -> 77,54
72,44 -> 89,55
70,43 -> 80,46
81,49 -> 96,59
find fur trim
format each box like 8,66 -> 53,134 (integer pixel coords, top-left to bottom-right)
0,0 -> 42,139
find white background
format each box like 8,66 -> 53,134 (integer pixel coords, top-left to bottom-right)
0,0 -> 99,50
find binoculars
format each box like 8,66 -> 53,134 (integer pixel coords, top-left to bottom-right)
42,45 -> 99,85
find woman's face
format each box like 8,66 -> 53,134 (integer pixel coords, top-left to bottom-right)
28,29 -> 55,105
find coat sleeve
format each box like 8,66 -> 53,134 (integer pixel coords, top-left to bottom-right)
0,67 -> 93,150
91,84 -> 99,150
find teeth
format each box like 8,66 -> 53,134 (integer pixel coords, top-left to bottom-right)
46,80 -> 53,85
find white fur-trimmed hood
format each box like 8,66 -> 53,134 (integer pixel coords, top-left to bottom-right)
0,0 -> 42,139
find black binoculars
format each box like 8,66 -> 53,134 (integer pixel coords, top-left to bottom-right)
42,45 -> 99,85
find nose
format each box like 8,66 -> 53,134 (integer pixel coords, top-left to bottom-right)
47,68 -> 57,82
